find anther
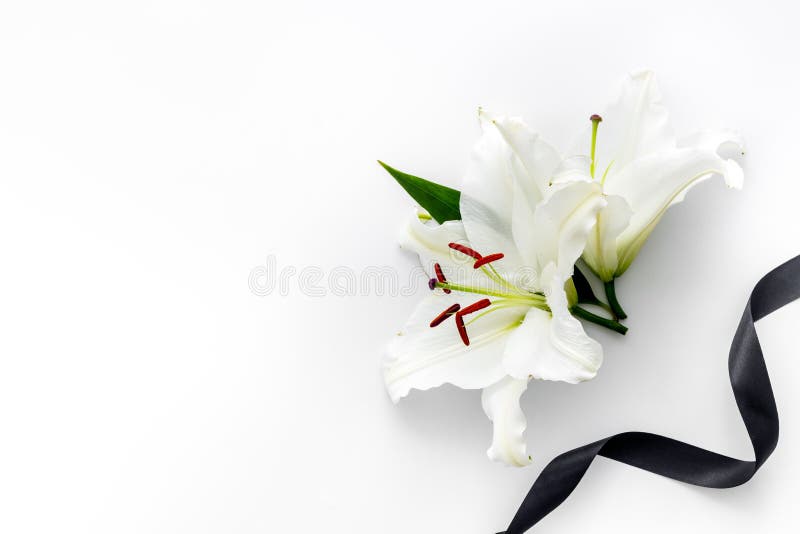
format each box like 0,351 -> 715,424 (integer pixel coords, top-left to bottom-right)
429,303 -> 461,328
473,253 -> 504,269
448,242 -> 483,260
455,314 -> 469,346
434,263 -> 451,293
459,298 -> 491,316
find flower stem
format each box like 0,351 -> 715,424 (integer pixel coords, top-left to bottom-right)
603,279 -> 627,320
572,305 -> 628,335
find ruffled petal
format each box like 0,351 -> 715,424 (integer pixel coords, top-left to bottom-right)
384,292 -> 529,402
481,376 -> 531,467
606,131 -> 744,276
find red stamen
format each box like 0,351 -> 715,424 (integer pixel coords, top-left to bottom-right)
434,263 -> 446,282
473,253 -> 505,269
429,303 -> 461,327
455,314 -> 469,346
434,263 -> 451,294
448,242 -> 482,260
459,298 -> 491,316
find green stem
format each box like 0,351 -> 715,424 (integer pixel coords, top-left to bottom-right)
603,279 -> 627,320
572,305 -> 628,335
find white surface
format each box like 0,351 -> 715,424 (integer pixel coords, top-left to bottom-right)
1,1 -> 799,532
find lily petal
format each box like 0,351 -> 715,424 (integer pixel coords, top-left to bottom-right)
460,111 -> 526,271
490,114 -> 562,202
678,128 -> 746,190
501,292 -> 602,384
481,376 -> 531,467
545,277 -> 603,382
581,194 -> 633,281
384,292 -> 528,402
594,70 -> 676,175
516,180 -> 606,288
607,132 -> 744,276
550,155 -> 593,185
399,209 -> 467,263
399,209 -> 491,287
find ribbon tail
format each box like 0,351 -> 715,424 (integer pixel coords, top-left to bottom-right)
501,255 -> 800,533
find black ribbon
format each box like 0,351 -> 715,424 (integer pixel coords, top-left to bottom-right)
499,255 -> 800,533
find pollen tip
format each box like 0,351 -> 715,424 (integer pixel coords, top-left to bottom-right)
429,303 -> 461,328
448,242 -> 483,260
460,298 -> 492,316
434,263 -> 448,283
590,114 -> 603,122
455,314 -> 470,346
473,252 -> 505,269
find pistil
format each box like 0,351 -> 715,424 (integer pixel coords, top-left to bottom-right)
590,114 -> 602,179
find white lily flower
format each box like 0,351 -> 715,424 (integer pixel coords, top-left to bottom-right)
384,111 -> 606,467
574,70 -> 744,283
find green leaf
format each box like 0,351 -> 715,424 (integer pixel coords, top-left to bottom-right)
378,160 -> 461,224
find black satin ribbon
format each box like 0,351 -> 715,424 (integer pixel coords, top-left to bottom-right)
499,255 -> 800,533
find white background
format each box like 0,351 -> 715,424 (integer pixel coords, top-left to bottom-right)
1,1 -> 799,532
